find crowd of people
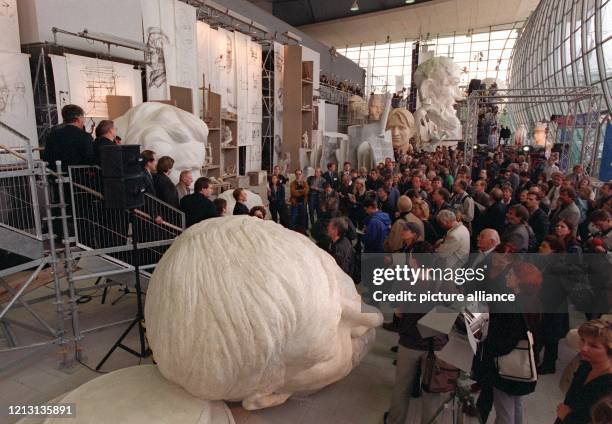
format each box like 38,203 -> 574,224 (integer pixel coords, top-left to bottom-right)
41,104 -> 611,423
263,146 -> 611,424
320,73 -> 363,96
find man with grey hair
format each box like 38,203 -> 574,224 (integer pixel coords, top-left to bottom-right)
434,209 -> 470,268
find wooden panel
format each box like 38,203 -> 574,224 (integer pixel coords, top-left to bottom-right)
282,45 -> 303,173
170,85 -> 194,113
106,95 -> 132,120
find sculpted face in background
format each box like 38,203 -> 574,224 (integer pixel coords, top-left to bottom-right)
413,57 -> 464,141
115,102 -> 209,186
144,216 -> 382,410
368,94 -> 384,121
386,109 -> 416,154
349,95 -> 368,120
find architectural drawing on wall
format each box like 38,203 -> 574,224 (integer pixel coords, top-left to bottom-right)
49,54 -> 70,123
174,0 -> 198,112
0,52 -> 38,149
247,40 -> 262,123
0,0 -> 20,53
65,54 -> 143,119
145,27 -> 168,89
273,42 -> 284,166
235,31 -> 249,147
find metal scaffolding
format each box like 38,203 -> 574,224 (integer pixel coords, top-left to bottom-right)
464,87 -> 604,174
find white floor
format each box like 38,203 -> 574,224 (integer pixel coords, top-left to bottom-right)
1,279 -> 575,424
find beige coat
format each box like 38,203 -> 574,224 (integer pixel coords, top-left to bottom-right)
383,212 -> 424,253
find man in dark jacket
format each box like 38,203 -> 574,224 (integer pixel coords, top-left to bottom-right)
361,198 -> 391,253
141,150 -> 157,196
501,204 -> 530,253
153,156 -> 179,208
322,162 -> 340,190
91,120 -> 117,165
232,188 -> 249,215
482,188 -> 508,235
179,177 -> 217,227
525,192 -> 549,247
327,217 -> 355,278
43,104 -> 94,170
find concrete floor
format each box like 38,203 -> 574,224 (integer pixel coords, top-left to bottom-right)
1,278 -> 575,424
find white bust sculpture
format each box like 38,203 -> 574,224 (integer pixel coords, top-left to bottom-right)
144,216 -> 382,410
413,57 -> 464,142
514,124 -> 527,146
302,131 -> 309,149
533,122 -> 547,147
43,365 -> 235,424
368,94 -> 385,121
349,95 -> 368,122
386,108 -> 416,154
115,102 -> 208,185
222,125 -> 232,147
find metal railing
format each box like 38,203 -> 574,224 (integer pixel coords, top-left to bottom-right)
68,166 -> 185,267
0,139 -> 43,240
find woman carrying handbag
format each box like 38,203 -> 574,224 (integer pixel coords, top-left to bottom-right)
480,261 -> 542,424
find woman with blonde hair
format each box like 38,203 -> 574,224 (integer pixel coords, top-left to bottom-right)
556,319 -> 612,423
412,198 -> 438,245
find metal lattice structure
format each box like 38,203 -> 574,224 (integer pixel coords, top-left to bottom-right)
464,87 -> 603,173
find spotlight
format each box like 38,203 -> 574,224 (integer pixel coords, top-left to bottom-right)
350,1 -> 359,11
405,0 -> 416,3
522,145 -> 531,152
473,145 -> 479,150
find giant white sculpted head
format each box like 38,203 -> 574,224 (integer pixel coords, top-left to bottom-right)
144,216 -> 382,410
115,102 -> 208,185
413,57 -> 464,142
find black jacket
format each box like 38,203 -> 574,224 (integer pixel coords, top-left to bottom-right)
322,171 -> 340,190
555,361 -> 612,424
482,201 -> 507,235
329,236 -> 355,278
233,202 -> 249,215
180,193 -> 217,227
528,208 -> 549,246
43,124 -> 94,170
153,172 -> 179,209
143,170 -> 156,197
92,136 -> 116,166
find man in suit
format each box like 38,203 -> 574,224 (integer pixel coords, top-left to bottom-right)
141,150 -> 157,196
547,171 -> 564,210
92,120 -> 117,165
322,162 -> 340,190
153,156 -> 179,208
180,177 -> 217,227
481,188 -> 507,236
550,187 -> 581,236
525,192 -> 550,247
43,104 -> 94,170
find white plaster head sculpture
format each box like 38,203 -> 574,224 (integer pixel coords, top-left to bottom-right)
144,216 -> 382,410
349,95 -> 368,121
533,122 -> 547,147
514,124 -> 527,146
386,108 -> 416,154
115,102 -> 208,185
368,94 -> 385,121
413,57 -> 464,141
42,365 -> 235,424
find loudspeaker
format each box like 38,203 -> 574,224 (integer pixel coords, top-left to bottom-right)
103,175 -> 145,209
100,145 -> 142,177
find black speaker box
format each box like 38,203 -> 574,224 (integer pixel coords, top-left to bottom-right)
100,145 -> 142,177
103,175 -> 145,209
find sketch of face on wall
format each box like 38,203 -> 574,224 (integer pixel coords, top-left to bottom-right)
10,80 -> 27,117
145,27 -> 168,89
215,33 -> 233,74
0,74 -> 9,114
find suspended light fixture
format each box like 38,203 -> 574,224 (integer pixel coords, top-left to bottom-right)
350,1 -> 359,11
